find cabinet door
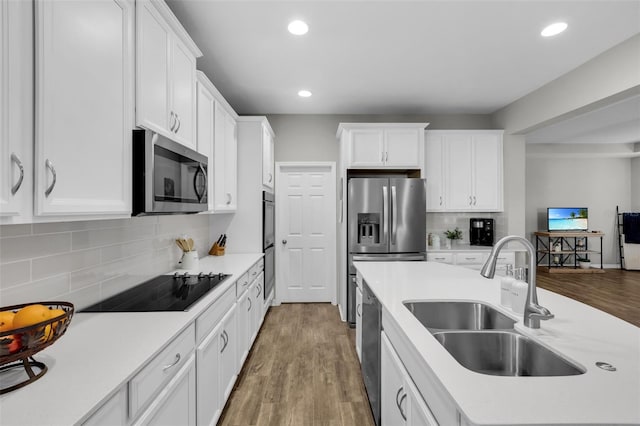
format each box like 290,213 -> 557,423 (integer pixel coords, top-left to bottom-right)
262,126 -> 274,189
136,0 -> 169,135
0,0 -> 32,222
170,38 -> 196,149
196,78 -> 215,211
381,332 -> 408,425
134,355 -> 196,426
82,386 -> 127,426
445,134 -> 473,211
348,129 -> 384,167
35,0 -> 133,216
236,289 -> 250,368
472,133 -> 502,211
406,377 -> 438,426
196,321 -> 223,426
425,136 -> 445,212
219,304 -> 238,403
224,113 -> 238,210
355,284 -> 363,362
384,128 -> 421,168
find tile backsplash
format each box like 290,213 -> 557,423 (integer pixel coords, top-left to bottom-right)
0,215 -> 211,310
427,212 -> 506,244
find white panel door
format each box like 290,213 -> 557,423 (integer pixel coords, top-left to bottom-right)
276,163 -> 336,303
196,77 -> 215,211
381,332 -> 407,426
425,135 -> 445,212
472,134 -> 502,210
35,0 -> 133,216
195,321 -> 223,426
384,128 -> 421,168
445,134 -> 473,210
349,129 -> 384,167
170,38 -> 195,149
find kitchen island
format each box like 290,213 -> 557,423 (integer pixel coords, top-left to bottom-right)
354,261 -> 640,425
0,253 -> 263,426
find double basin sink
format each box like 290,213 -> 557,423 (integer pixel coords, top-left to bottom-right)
404,301 -> 585,377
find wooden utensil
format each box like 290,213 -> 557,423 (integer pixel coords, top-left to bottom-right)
188,238 -> 194,252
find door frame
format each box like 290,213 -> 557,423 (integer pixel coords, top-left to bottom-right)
275,162 -> 337,305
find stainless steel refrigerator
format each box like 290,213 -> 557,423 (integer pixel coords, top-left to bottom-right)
347,177 -> 426,326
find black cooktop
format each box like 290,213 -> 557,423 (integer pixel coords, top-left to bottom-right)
81,272 -> 231,312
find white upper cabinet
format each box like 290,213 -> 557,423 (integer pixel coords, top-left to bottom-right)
34,0 -> 134,217
337,123 -> 428,171
0,0 -> 33,224
136,0 -> 201,149
425,130 -> 503,212
196,72 -> 215,211
214,103 -> 238,212
262,125 -> 275,189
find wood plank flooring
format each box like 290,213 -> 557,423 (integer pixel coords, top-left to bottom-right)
219,303 -> 375,426
537,268 -> 640,327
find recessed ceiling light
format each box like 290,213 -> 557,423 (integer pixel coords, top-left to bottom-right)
298,90 -> 312,98
541,22 -> 568,37
288,20 -> 309,35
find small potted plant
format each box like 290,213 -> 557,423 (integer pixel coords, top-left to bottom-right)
577,257 -> 591,270
444,227 -> 463,249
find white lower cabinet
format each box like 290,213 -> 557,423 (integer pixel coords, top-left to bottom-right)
83,387 -> 128,426
196,304 -> 237,426
236,287 -> 251,367
355,283 -> 363,362
381,331 -> 438,426
133,354 -> 196,426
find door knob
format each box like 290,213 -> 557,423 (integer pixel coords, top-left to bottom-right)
282,239 -> 287,245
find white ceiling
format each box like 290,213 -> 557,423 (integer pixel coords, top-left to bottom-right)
166,0 -> 640,116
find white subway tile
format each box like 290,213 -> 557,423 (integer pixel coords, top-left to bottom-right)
62,284 -> 101,311
0,274 -> 69,306
0,261 -> 31,289
101,239 -> 155,263
0,233 -> 71,263
0,224 -> 32,238
72,224 -> 155,250
32,249 -> 101,281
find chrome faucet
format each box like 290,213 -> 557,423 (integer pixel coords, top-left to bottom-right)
480,235 -> 554,328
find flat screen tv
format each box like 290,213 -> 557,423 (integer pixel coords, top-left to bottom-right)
547,207 -> 588,231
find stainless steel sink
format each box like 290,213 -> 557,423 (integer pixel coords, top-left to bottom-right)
403,301 -> 516,331
433,331 -> 585,376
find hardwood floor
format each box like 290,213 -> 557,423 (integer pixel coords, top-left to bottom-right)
537,268 -> 640,327
219,303 -> 374,426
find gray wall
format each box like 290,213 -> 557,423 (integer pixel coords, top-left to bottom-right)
525,143 -> 633,265
267,114 -> 493,163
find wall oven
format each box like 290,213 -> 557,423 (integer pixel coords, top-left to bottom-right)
263,191 -> 275,300
132,129 -> 208,216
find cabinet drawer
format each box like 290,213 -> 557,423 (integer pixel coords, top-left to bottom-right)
455,252 -> 486,265
495,252 -> 515,265
236,272 -> 250,297
129,323 -> 195,419
427,253 -> 453,264
249,260 -> 263,282
195,284 -> 236,344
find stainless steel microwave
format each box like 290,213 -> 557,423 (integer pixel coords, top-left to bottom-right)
132,129 -> 208,216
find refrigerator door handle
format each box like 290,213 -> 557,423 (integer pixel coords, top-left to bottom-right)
382,185 -> 388,241
391,185 -> 397,245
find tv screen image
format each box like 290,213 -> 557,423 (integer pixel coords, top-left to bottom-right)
547,208 -> 588,231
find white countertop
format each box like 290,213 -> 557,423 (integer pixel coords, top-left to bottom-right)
355,261 -> 640,425
0,253 -> 262,426
427,243 -> 519,252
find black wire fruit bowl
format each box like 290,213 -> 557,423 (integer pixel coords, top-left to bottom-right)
0,301 -> 74,394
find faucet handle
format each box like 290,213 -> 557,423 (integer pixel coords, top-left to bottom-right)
527,303 -> 554,321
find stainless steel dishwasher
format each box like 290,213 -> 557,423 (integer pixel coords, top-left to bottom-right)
361,280 -> 381,426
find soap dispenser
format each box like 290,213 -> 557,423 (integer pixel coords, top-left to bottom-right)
511,268 -> 528,315
500,264 -> 514,308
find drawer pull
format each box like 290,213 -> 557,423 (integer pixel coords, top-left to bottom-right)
162,353 -> 181,372
465,257 -> 476,260
220,331 -> 229,353
434,257 -> 446,260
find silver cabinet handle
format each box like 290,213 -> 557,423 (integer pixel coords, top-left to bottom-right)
44,159 -> 57,197
282,239 -> 287,245
385,152 -> 388,162
473,195 -> 477,206
356,303 -> 361,318
10,153 -> 24,195
175,114 -> 181,133
169,111 -> 176,132
162,353 -> 181,371
268,172 -> 273,183
395,387 -> 405,419
439,195 -> 443,206
220,330 -> 228,353
257,285 -> 262,296
226,193 -> 232,205
381,151 -> 384,163
398,392 -> 407,421
247,297 -> 252,311
434,257 -> 446,260
469,195 -> 473,206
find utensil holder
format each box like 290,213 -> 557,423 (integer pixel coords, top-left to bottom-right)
178,251 -> 199,269
209,242 -> 225,256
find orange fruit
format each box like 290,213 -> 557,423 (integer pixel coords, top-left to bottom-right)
13,304 -> 51,329
0,311 -> 15,332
